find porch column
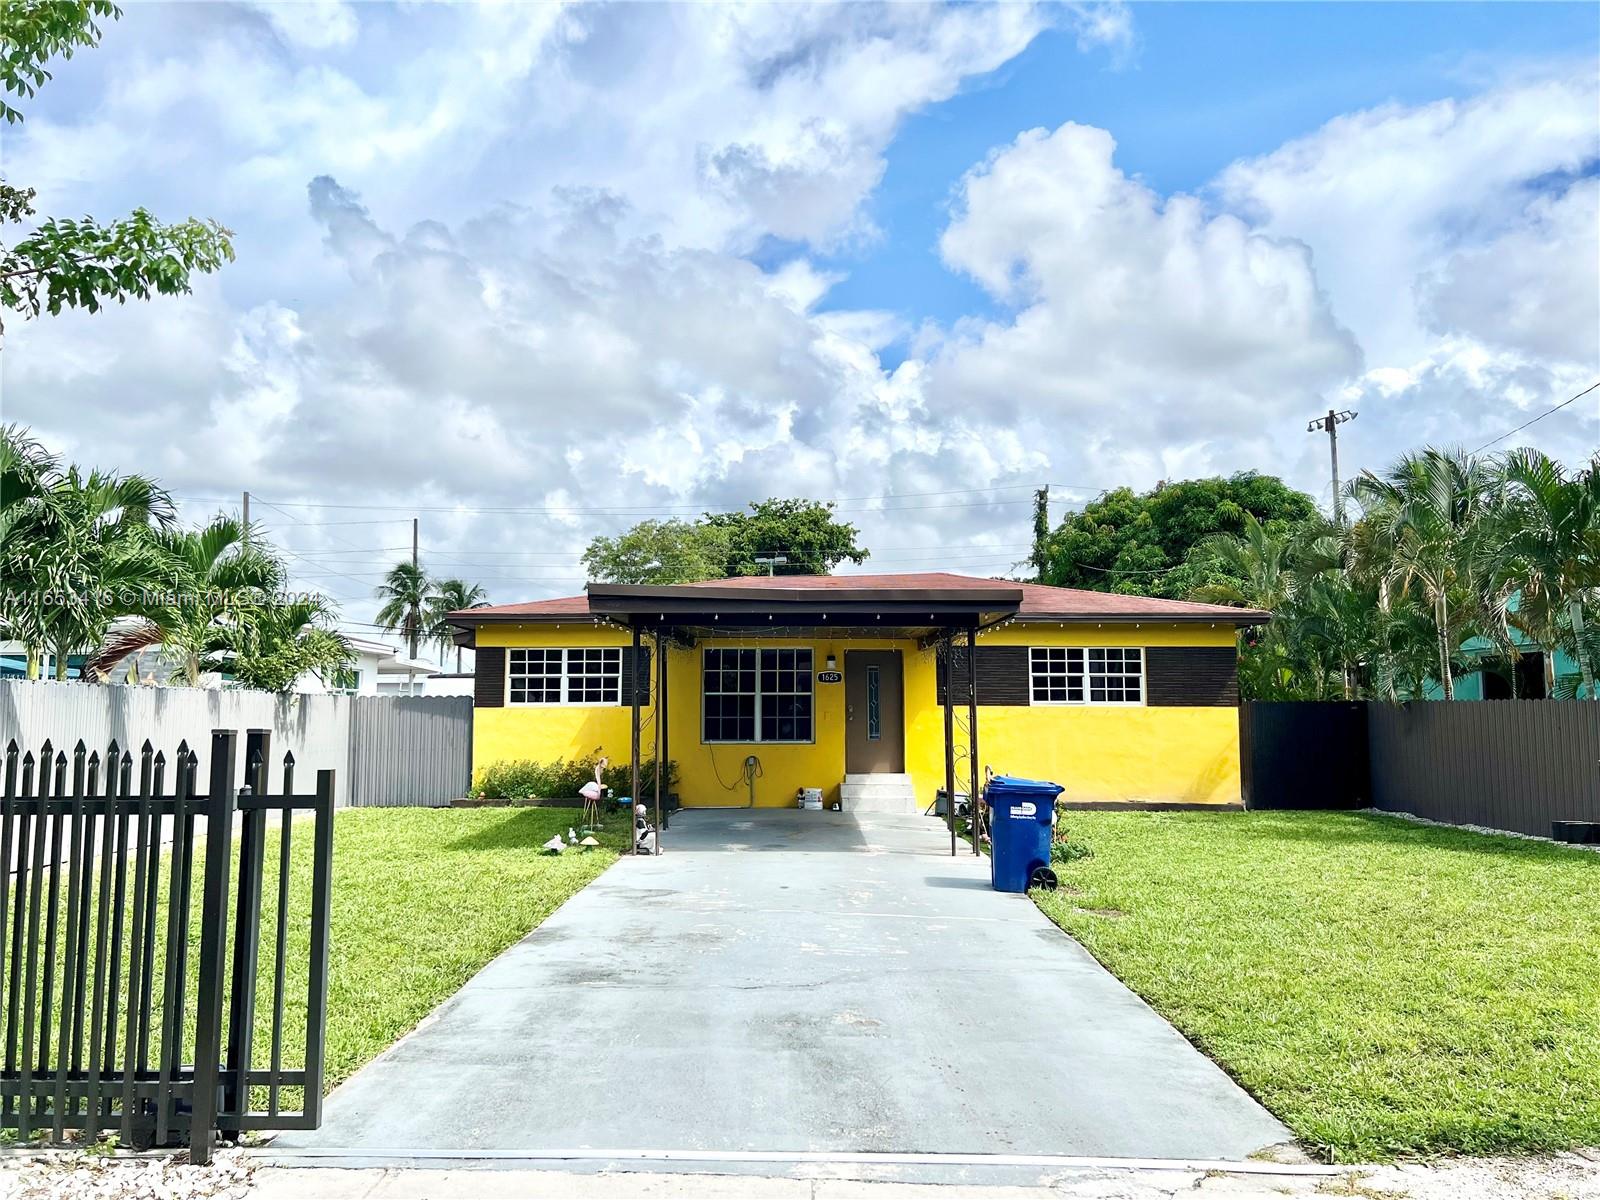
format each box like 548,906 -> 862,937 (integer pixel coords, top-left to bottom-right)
653,631 -> 665,854
942,633 -> 956,857
630,624 -> 641,856
967,624 -> 980,856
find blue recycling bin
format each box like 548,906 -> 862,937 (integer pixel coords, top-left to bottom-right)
984,775 -> 1064,893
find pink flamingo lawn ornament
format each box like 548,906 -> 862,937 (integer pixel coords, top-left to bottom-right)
579,756 -> 609,833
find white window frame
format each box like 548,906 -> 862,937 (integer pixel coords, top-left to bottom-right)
1029,646 -> 1145,707
701,647 -> 815,745
506,646 -> 623,707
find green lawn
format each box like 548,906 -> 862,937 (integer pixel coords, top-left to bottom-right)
1032,810 -> 1600,1163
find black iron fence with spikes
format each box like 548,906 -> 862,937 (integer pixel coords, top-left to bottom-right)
0,727 -> 334,1164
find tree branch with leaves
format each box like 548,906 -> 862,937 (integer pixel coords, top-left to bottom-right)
0,1 -> 234,334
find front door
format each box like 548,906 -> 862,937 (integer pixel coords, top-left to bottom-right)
844,650 -> 905,773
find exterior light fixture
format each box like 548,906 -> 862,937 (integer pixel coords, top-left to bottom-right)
826,654 -> 837,670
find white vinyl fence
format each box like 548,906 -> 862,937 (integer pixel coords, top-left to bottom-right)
0,680 -> 472,808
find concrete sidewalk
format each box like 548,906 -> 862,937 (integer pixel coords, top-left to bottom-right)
245,1163 -> 1346,1199
6,1152 -> 1597,1200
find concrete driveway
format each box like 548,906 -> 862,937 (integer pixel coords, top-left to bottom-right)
272,809 -> 1289,1167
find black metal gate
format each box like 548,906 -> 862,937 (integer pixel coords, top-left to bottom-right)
0,727 -> 333,1164
1239,701 -> 1370,810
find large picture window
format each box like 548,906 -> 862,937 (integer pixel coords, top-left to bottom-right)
508,647 -> 621,705
703,647 -> 814,743
1029,647 -> 1143,706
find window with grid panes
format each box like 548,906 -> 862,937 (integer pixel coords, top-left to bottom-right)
508,647 -> 564,704
759,647 -> 813,742
702,647 -> 814,742
1029,646 -> 1143,705
1086,647 -> 1142,703
566,647 -> 622,704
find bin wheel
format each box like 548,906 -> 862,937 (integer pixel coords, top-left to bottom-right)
1028,866 -> 1059,892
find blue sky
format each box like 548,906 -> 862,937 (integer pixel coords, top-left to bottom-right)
5,2 -> 1597,613
813,3 -> 1600,342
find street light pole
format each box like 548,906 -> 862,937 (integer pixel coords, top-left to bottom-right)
754,554 -> 787,576
1308,408 -> 1357,525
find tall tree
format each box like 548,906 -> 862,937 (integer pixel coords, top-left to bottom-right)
1040,473 -> 1318,596
375,560 -> 430,659
584,500 -> 869,583
582,519 -> 730,585
427,577 -> 488,672
701,498 -> 868,576
1,2 -> 234,333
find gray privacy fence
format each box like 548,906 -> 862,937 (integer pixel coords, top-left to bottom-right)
1242,700 -> 1600,837
347,695 -> 473,808
0,681 -> 471,808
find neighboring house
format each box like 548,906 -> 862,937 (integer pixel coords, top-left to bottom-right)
418,672 -> 475,697
0,632 -> 447,695
1426,627 -> 1592,701
1412,588 -> 1595,700
306,636 -> 447,696
375,653 -> 444,695
448,572 -> 1266,811
295,635 -> 392,695
0,646 -> 89,679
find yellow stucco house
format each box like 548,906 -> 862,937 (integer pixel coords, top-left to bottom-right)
449,572 -> 1266,813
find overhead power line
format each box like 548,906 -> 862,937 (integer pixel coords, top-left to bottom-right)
173,482 -> 1052,518
1470,379 -> 1600,454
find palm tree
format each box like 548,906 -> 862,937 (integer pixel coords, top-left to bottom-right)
1284,573 -> 1371,700
222,596 -> 353,692
1185,514 -> 1308,700
0,425 -> 63,675
375,561 -> 430,660
427,578 -> 488,672
1490,450 -> 1600,699
1187,513 -> 1296,610
1349,448 -> 1496,700
25,465 -> 174,678
87,514 -> 281,683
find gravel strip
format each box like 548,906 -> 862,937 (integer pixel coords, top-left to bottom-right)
1359,807 -> 1600,853
0,1150 -> 254,1200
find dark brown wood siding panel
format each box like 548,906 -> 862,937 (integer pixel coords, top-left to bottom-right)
936,645 -> 1030,706
1145,645 -> 1239,707
474,646 -> 505,707
621,645 -> 651,706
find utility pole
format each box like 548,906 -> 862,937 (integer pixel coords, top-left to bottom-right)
242,491 -> 250,540
410,517 -> 421,673
1030,484 -> 1050,581
1308,408 -> 1357,525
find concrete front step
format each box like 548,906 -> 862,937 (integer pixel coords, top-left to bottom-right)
840,773 -> 920,814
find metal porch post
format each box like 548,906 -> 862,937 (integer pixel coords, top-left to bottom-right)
967,626 -> 980,855
653,633 -> 664,854
630,625 -> 641,856
942,634 -> 956,857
